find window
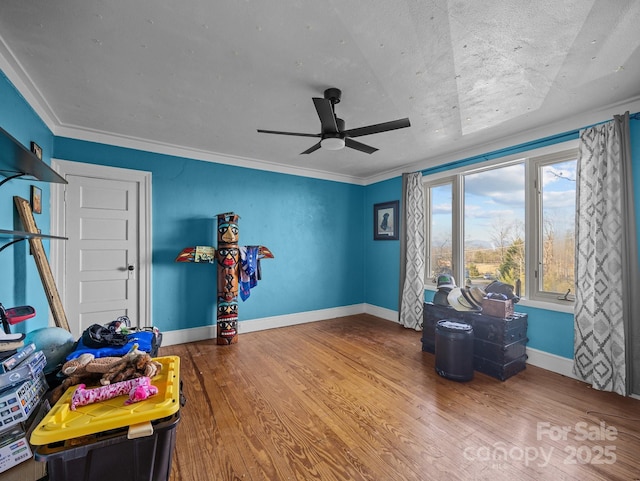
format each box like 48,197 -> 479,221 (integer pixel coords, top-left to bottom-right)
464,163 -> 525,291
424,146 -> 577,305
532,153 -> 577,301
427,182 -> 453,282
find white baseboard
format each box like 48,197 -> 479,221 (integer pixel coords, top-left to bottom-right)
364,304 -> 399,323
525,348 -> 640,398
525,346 -> 576,379
160,324 -> 218,346
161,304 -> 367,346
160,304 -> 580,384
240,304 -> 366,334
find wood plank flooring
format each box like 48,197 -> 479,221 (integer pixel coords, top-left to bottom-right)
159,314 -> 640,481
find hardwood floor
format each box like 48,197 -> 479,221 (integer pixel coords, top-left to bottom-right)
159,314 -> 640,481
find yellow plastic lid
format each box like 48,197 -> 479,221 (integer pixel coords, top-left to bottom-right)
30,356 -> 180,445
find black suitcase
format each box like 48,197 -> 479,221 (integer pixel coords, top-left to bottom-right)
473,355 -> 527,381
474,338 -> 528,364
471,312 -> 527,344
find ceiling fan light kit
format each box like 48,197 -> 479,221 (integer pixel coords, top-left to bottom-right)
320,137 -> 345,150
257,87 -> 410,155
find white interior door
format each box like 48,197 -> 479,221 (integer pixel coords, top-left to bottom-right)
67,175 -> 139,334
51,161 -> 151,338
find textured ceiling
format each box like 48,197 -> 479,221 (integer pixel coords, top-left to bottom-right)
1,0 -> 639,183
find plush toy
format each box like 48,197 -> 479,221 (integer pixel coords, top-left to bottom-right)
99,344 -> 162,385
125,383 -> 159,405
50,354 -> 123,404
50,344 -> 162,405
70,376 -> 158,410
61,353 -> 124,377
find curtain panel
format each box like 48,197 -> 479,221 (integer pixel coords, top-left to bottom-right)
399,172 -> 425,330
574,112 -> 639,396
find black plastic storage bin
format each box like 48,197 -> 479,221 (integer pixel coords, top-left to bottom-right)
435,320 -> 474,382
34,411 -> 180,481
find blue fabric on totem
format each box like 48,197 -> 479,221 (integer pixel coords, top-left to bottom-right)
66,330 -> 155,360
240,246 -> 260,301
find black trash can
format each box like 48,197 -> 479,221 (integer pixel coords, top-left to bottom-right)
435,320 -> 474,381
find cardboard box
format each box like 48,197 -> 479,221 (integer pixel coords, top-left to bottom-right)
0,351 -> 46,390
0,372 -> 48,431
0,429 -> 32,474
0,397 -> 49,475
0,457 -> 46,481
481,298 -> 514,319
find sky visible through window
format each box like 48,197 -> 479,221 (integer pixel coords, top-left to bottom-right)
540,160 -> 577,237
430,158 -> 576,292
432,162 -> 577,247
540,159 -> 577,293
464,164 -> 525,245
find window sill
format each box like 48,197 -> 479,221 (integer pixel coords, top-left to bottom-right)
516,298 -> 574,315
424,287 -> 574,315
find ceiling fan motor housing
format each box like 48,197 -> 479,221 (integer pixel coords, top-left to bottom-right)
324,88 -> 341,104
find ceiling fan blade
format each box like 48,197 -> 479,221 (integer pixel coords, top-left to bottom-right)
301,142 -> 322,155
312,98 -> 339,133
343,118 -> 411,138
257,129 -> 320,138
345,138 -> 378,154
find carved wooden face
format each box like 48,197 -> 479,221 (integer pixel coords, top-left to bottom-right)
217,220 -> 239,244
217,297 -> 238,320
217,247 -> 239,268
217,319 -> 237,341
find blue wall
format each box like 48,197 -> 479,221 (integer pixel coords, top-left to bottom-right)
363,176 -> 402,312
1,71 -> 365,334
366,116 -> 640,360
53,139 -> 366,332
0,72 -> 56,333
3,67 -> 639,362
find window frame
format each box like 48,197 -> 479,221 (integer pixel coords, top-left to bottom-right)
528,150 -> 578,304
423,140 -> 578,309
424,177 -> 455,285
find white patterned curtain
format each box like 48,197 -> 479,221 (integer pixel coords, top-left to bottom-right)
399,172 -> 425,330
574,112 -> 639,396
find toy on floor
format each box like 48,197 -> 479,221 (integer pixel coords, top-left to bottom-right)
70,376 -> 158,410
51,343 -> 162,405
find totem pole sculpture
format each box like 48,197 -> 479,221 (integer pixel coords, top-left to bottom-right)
175,212 -> 273,345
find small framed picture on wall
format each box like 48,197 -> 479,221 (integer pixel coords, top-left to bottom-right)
373,200 -> 399,240
31,185 -> 42,214
30,141 -> 43,160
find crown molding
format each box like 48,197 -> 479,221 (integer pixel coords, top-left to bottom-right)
0,36 -> 61,129
3,38 -> 639,188
54,123 -> 366,185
